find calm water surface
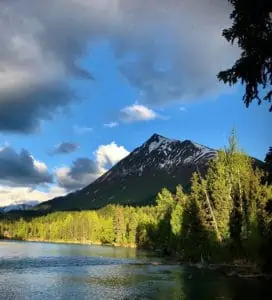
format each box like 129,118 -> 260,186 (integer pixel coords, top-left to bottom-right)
0,241 -> 271,300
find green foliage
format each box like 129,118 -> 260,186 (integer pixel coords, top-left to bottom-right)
171,204 -> 183,236
113,206 -> 126,244
156,187 -> 175,219
218,0 -> 272,111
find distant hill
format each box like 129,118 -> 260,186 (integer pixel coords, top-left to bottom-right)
0,201 -> 38,213
36,134 -> 217,212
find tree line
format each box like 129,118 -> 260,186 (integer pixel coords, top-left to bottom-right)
1,133 -> 272,270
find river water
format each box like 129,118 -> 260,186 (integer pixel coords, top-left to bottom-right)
0,241 -> 271,299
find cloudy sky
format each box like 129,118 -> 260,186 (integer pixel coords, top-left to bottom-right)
0,0 -> 271,206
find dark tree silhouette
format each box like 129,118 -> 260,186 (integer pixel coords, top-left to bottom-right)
265,147 -> 272,165
264,147 -> 272,185
218,0 -> 272,111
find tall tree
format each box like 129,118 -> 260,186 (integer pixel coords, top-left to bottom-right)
171,185 -> 187,237
265,147 -> 272,165
265,147 -> 272,183
155,188 -> 175,253
113,206 -> 126,244
206,150 -> 233,240
156,188 -> 175,219
182,173 -> 216,261
218,0 -> 272,111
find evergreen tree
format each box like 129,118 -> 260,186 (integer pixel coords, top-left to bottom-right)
182,173 -> 212,261
171,204 -> 183,236
265,147 -> 272,165
113,206 -> 126,244
156,188 -> 175,219
265,147 -> 272,183
155,188 -> 175,253
218,0 -> 272,111
206,150 -> 232,240
127,211 -> 138,244
171,185 -> 187,236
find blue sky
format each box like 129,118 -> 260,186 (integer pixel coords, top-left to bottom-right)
0,0 -> 270,206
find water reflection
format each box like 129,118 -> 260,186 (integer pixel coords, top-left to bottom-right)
0,241 -> 271,300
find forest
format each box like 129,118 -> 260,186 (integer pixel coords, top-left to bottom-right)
1,133 -> 272,271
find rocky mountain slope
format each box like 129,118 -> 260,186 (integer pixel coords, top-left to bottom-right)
37,134 -> 217,212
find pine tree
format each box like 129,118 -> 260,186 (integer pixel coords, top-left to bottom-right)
127,211 -> 138,244
175,185 -> 187,206
265,147 -> 272,183
155,188 -> 176,253
171,185 -> 187,236
156,188 -> 175,219
217,0 -> 272,111
265,147 -> 272,165
206,150 -> 233,240
193,172 -> 222,243
171,204 -> 183,236
113,206 -> 126,244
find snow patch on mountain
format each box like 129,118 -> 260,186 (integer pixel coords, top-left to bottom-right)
108,134 -> 217,176
59,133 -> 218,210
0,201 -> 38,213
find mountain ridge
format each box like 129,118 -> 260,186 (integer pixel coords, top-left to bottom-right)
0,201 -> 38,213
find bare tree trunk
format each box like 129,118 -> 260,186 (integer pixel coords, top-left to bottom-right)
203,186 -> 222,242
196,169 -> 222,242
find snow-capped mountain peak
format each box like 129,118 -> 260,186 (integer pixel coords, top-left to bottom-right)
37,134 -> 217,212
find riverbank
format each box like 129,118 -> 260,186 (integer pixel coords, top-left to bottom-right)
0,237 -> 137,248
188,261 -> 272,281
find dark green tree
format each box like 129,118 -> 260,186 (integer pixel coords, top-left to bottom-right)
217,0 -> 272,111
113,206 -> 126,244
127,211 -> 138,244
265,147 -> 272,183
265,147 -> 272,165
182,173 -> 215,261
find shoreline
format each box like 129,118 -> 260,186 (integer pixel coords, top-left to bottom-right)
187,261 -> 272,281
1,238 -> 271,280
0,237 -> 137,248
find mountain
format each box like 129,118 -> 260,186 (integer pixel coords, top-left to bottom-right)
0,201 -> 39,213
37,134 -> 217,212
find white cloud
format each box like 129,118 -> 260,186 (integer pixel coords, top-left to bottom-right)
0,185 -> 66,207
120,104 -> 159,123
33,159 -> 49,173
180,107 -> 187,111
55,141 -> 129,192
104,122 -> 119,128
95,142 -> 129,170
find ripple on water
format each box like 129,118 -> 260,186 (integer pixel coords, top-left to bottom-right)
1,241 -> 272,300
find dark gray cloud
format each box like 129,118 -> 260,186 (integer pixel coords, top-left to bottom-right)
0,82 -> 72,133
0,146 -> 53,186
0,0 -> 238,132
51,142 -> 79,155
56,158 -> 101,191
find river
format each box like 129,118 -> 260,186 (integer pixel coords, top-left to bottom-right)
0,241 -> 271,299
